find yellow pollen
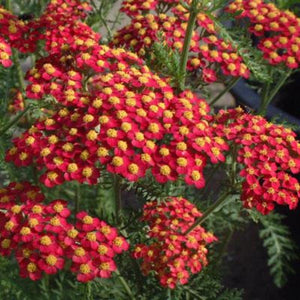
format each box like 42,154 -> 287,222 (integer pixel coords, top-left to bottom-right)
50,216 -> 60,226
113,237 -> 123,247
98,245 -> 108,255
97,147 -> 108,157
128,163 -> 139,174
32,205 -> 42,214
40,147 -> 51,157
80,150 -> 89,161
177,142 -> 187,151
31,84 -> 41,93
46,255 -> 57,266
83,114 -> 94,123
87,130 -> 98,141
83,215 -> 93,224
1,239 -> 11,249
80,264 -> 90,274
25,136 -> 35,145
107,129 -> 117,138
20,227 -> 31,235
62,143 -> 73,152
82,167 -> 93,178
48,135 -> 58,144
112,156 -> 124,167
19,152 -> 28,161
87,232 -> 97,241
191,170 -> 201,181
177,157 -> 188,167
67,228 -> 78,238
100,262 -> 110,270
29,218 -> 39,227
11,204 -> 21,214
41,236 -> 51,246
27,262 -> 37,273
160,165 -> 171,175
67,163 -> 78,173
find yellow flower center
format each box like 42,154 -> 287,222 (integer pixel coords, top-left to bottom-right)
128,163 -> 139,174
83,215 -> 93,224
27,262 -> 37,273
20,227 -> 31,235
41,236 -> 51,246
160,165 -> 171,176
82,167 -> 93,178
46,255 -> 57,266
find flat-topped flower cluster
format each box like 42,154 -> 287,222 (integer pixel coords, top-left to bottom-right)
0,182 -> 128,282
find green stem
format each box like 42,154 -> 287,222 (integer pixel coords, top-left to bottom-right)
75,182 -> 81,216
183,190 -> 233,235
114,175 -> 122,225
84,282 -> 92,300
90,0 -> 113,40
209,77 -> 240,106
12,49 -> 26,91
5,0 -> 12,11
115,269 -> 135,300
178,0 -> 198,91
0,105 -> 31,137
258,69 -> 292,116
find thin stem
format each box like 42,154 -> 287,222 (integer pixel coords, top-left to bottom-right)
114,175 -> 122,225
0,105 -> 32,137
258,69 -> 292,116
209,77 -> 240,106
90,0 -> 113,40
183,190 -> 233,235
84,282 -> 92,300
75,182 -> 81,216
115,269 -> 135,300
5,0 -> 12,11
178,0 -> 198,91
12,49 -> 26,92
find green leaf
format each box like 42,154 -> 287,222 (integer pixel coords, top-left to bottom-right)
251,211 -> 298,288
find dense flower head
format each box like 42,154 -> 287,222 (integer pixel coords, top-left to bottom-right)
6,16 -> 230,190
213,107 -> 300,214
0,6 -> 27,67
121,0 -> 187,17
227,0 -> 300,68
114,2 -> 249,83
133,197 -> 216,289
0,182 -> 128,282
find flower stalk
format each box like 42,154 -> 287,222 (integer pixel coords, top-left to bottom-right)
258,69 -> 293,116
178,0 -> 199,91
0,105 -> 32,137
115,269 -> 135,300
209,77 -> 240,106
184,190 -> 233,235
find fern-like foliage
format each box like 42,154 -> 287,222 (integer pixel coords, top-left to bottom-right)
150,36 -> 182,84
249,210 -> 298,288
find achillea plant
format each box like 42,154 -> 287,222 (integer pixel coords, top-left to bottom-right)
0,0 -> 299,299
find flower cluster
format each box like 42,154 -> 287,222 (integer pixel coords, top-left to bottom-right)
213,108 -> 300,214
121,0 -> 183,16
227,0 -> 300,69
133,197 -> 216,288
0,182 -> 128,281
114,1 -> 249,83
0,6 -> 26,67
6,2 -> 230,189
